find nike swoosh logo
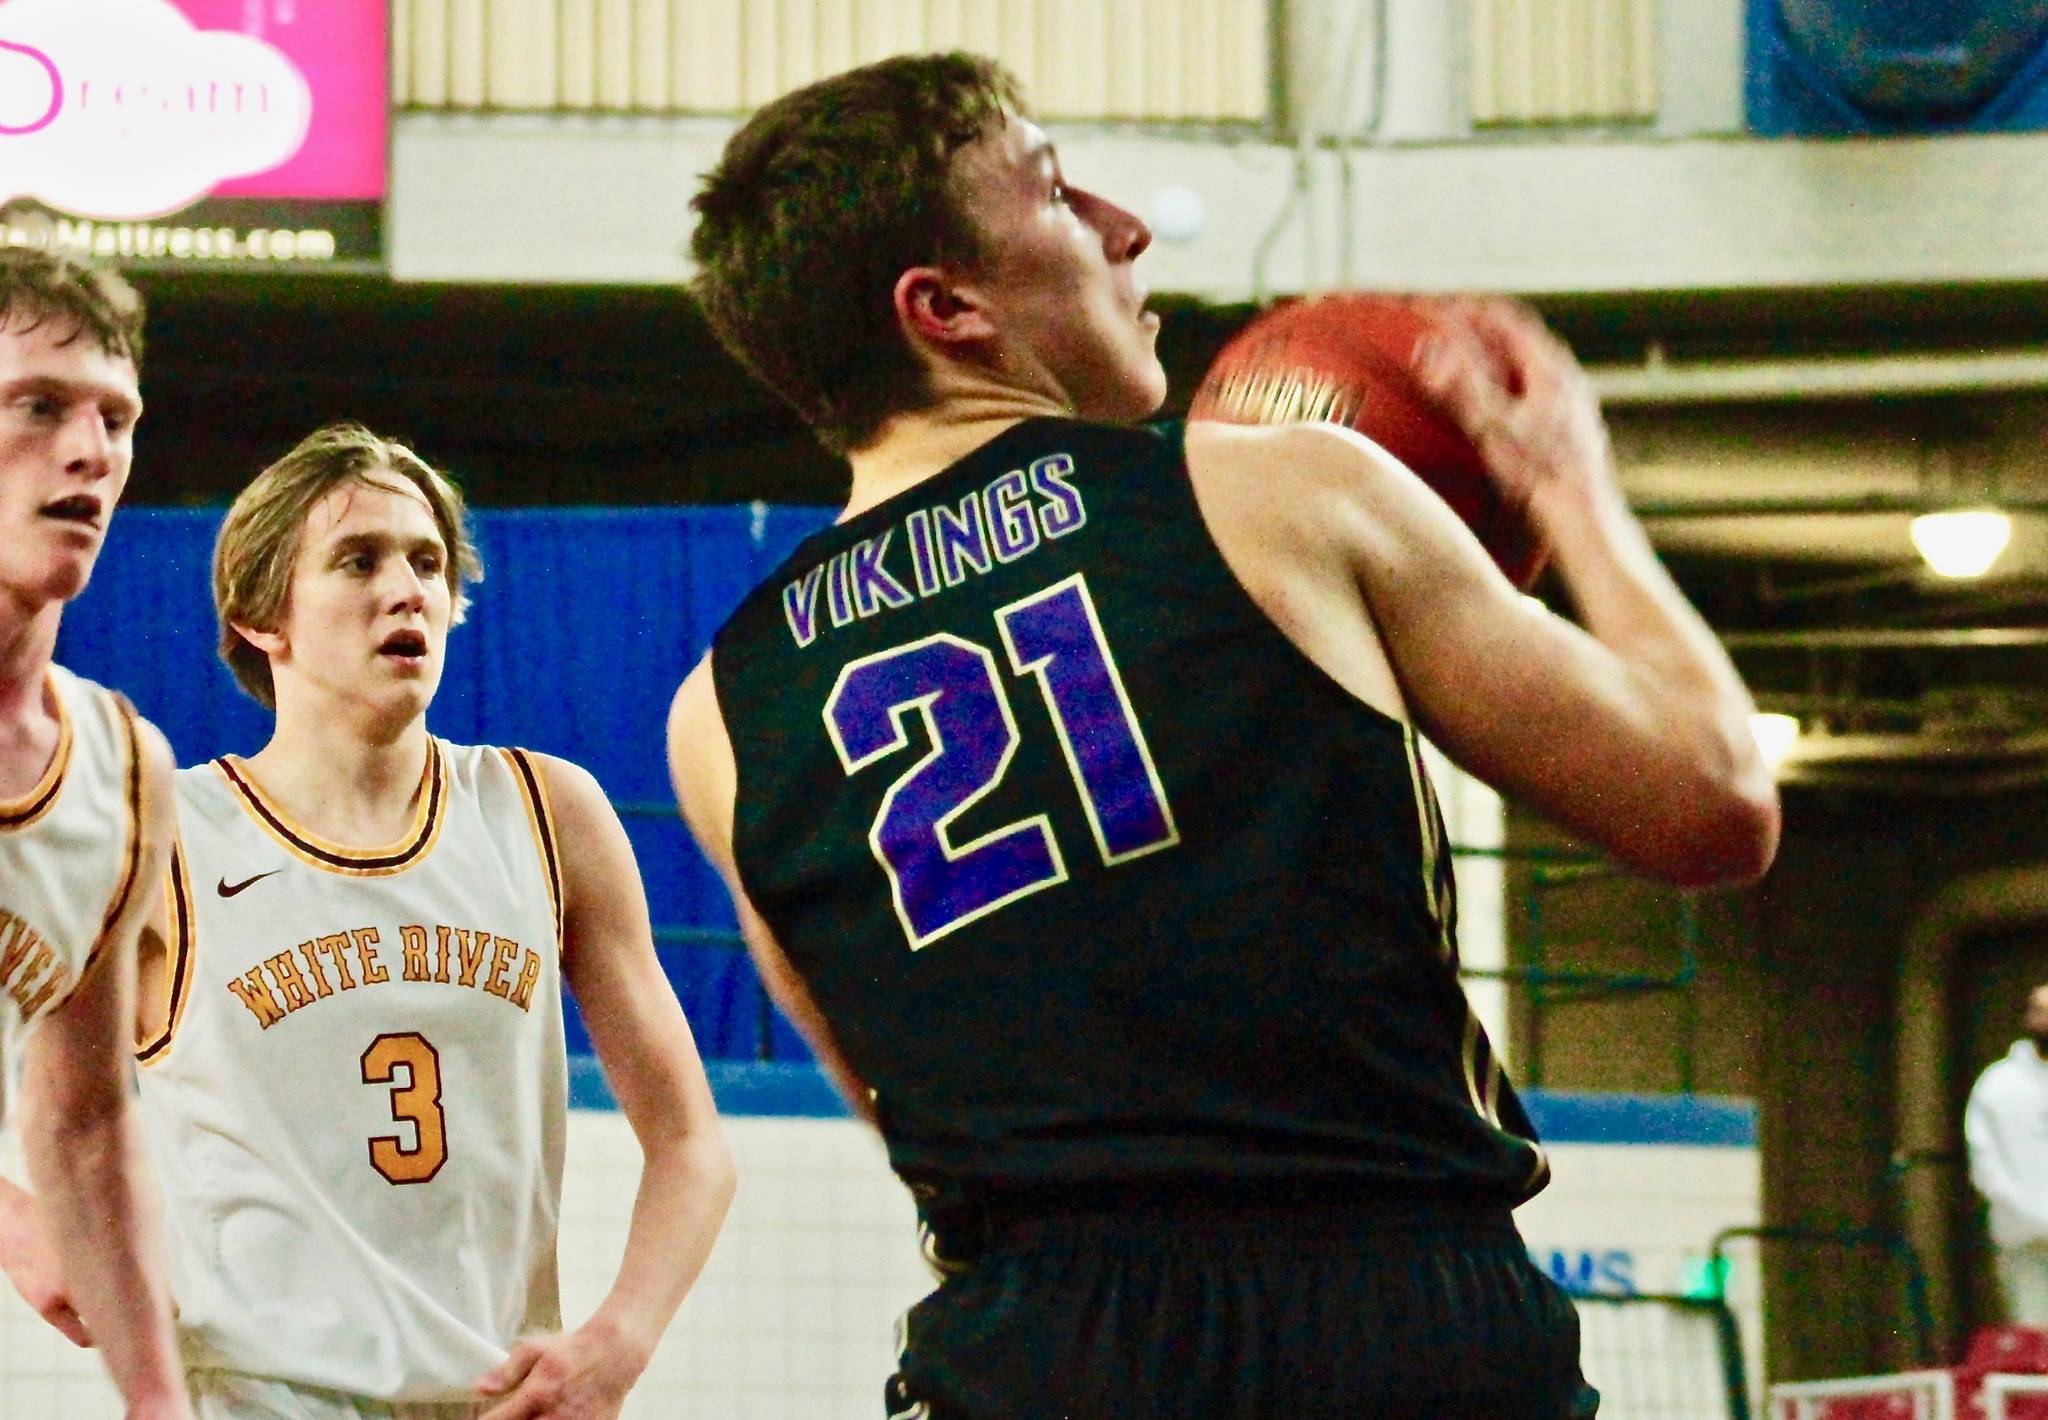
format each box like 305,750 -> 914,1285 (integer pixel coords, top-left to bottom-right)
217,870 -> 281,899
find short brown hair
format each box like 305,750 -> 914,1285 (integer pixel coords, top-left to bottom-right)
214,424 -> 483,708
690,52 -> 1025,455
0,247 -> 145,367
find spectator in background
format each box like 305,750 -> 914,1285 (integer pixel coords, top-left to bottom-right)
1967,982 -> 2048,1324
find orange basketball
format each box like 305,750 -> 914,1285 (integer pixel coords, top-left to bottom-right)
1189,293 -> 1548,589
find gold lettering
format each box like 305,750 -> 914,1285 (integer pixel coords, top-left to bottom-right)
400,924 -> 430,981
0,917 -> 36,986
508,949 -> 541,1012
7,945 -> 54,1013
433,925 -> 454,984
264,950 -> 316,1011
296,941 -> 334,999
227,968 -> 287,1027
316,933 -> 358,990
18,962 -> 65,1018
484,936 -> 518,999
455,929 -> 488,988
351,927 -> 388,985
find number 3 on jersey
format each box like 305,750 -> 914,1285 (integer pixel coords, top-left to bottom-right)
361,1032 -> 447,1184
824,573 -> 1178,949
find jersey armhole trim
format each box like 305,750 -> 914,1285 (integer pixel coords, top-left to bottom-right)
45,692 -> 145,1021
97,692 -> 147,939
502,748 -> 565,954
137,835 -> 194,1067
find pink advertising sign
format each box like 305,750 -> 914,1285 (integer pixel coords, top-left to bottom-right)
173,0 -> 388,202
0,0 -> 386,266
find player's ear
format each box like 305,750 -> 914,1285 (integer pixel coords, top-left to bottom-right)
894,266 -> 996,350
231,622 -> 286,658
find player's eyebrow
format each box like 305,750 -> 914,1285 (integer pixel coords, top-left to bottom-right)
0,373 -> 143,423
326,529 -> 446,559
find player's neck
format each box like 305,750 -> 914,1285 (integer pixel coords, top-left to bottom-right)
842,389 -> 1065,521
0,605 -> 63,801
240,717 -> 434,848
0,594 -> 61,731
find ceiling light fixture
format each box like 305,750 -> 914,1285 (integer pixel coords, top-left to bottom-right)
1910,508 -> 2011,579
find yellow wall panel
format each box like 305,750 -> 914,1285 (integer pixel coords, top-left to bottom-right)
960,0 -> 1002,56
1225,0 -> 1269,121
449,0 -> 487,108
775,0 -> 818,95
1473,0 -> 1656,126
815,1 -> 857,79
394,0 -> 415,102
409,0 -> 450,107
557,0 -> 597,108
924,0 -> 965,53
854,0 -> 925,65
632,0 -> 671,109
401,0 -> 1273,123
486,0 -> 556,108
594,0 -> 634,108
1105,0 -> 1148,119
998,2 -> 1037,97
678,1 -> 745,111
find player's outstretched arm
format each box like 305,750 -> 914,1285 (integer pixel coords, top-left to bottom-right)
1194,305 -> 1778,886
667,658 -> 879,1125
1411,298 -> 1777,882
18,721 -> 189,1417
475,754 -> 736,1420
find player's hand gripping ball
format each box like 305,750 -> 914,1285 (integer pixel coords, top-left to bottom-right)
1189,292 -> 1550,589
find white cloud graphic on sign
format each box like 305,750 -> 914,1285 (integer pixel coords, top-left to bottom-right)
0,0 -> 312,219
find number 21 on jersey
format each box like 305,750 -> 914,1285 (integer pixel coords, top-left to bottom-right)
824,573 -> 1178,949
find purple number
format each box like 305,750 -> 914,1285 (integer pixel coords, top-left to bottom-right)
824,578 -> 1178,949
825,634 -> 1065,948
998,576 -> 1178,863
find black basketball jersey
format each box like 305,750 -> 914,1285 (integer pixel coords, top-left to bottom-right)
713,417 -> 1548,1221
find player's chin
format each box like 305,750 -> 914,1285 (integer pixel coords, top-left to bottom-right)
378,667 -> 442,716
28,549 -> 95,605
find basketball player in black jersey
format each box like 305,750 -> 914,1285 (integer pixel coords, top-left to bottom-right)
670,54 -> 1779,1419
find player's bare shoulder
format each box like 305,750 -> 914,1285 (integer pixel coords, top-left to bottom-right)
1187,419 -> 1421,536
666,654 -> 738,858
132,716 -> 178,853
1180,422 -> 1413,723
1184,419 -> 1434,592
511,750 -> 615,844
667,653 -> 722,747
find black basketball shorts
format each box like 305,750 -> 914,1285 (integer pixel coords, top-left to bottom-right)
885,1203 -> 1599,1419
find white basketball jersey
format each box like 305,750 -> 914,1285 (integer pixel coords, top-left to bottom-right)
0,665 -> 146,1127
137,739 -> 567,1401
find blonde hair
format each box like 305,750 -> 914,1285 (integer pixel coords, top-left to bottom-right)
214,423 -> 483,708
